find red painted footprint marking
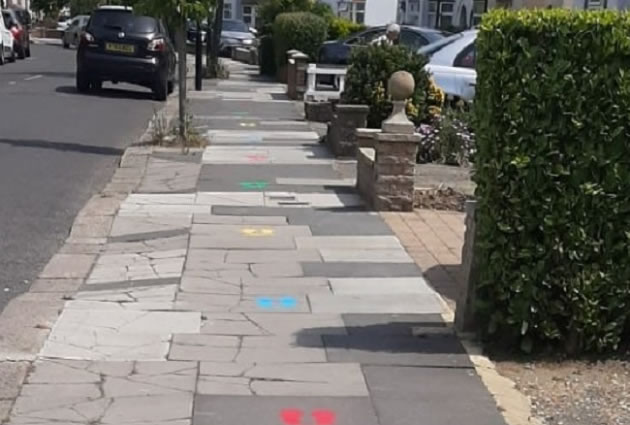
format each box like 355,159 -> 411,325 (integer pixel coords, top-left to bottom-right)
246,153 -> 268,162
280,409 -> 304,425
312,410 -> 336,425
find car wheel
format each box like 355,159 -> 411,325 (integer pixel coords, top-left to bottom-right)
0,44 -> 5,66
8,47 -> 16,63
76,71 -> 90,93
25,44 -> 30,57
63,39 -> 69,49
153,74 -> 168,101
17,44 -> 25,59
167,79 -> 174,94
91,79 -> 102,91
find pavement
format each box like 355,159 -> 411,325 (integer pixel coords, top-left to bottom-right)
0,44 -> 160,312
0,60 -> 508,425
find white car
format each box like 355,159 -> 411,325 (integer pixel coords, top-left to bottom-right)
420,30 -> 477,101
0,7 -> 16,65
56,16 -> 71,31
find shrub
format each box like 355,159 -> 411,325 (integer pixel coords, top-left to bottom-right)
258,0 -> 332,34
474,9 -> 630,353
342,44 -> 439,128
273,12 -> 327,70
327,17 -> 365,40
417,104 -> 475,166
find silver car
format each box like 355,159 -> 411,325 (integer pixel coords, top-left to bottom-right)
62,15 -> 89,49
220,19 -> 256,56
420,30 -> 477,101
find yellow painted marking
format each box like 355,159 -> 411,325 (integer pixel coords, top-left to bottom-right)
241,228 -> 274,237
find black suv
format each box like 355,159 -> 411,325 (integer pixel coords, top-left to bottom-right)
76,7 -> 176,100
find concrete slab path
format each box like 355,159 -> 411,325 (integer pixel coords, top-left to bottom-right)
2,60 -> 507,425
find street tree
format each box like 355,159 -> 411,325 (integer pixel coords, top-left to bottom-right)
135,0 -> 213,141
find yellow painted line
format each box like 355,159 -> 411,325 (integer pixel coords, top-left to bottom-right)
241,228 -> 274,237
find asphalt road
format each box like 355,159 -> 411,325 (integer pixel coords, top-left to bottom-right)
0,43 -> 161,312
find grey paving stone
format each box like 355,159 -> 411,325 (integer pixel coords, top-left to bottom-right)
197,164 -> 349,193
296,236 -> 402,250
108,228 -> 189,243
190,233 -> 297,250
329,278 -> 434,295
200,313 -> 346,336
210,207 -> 393,236
308,293 -> 443,314
169,335 -> 239,362
190,99 -> 301,120
319,248 -> 413,263
200,313 -> 267,335
302,262 -> 423,278
242,277 -> 331,295
251,262 -> 304,278
342,314 -> 446,336
78,277 -> 181,292
191,224 -> 311,237
225,249 -> 321,263
58,242 -> 105,255
0,400 -> 12,423
29,278 -> 84,293
181,275 -> 242,295
193,395 -> 378,425
195,117 -> 309,132
69,215 -> 113,239
39,254 -> 96,279
138,157 -> 202,193
0,362 -> 29,399
193,214 -> 287,225
320,334 -> 471,368
363,366 -> 507,425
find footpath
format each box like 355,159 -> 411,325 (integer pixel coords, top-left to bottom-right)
0,60 -> 508,425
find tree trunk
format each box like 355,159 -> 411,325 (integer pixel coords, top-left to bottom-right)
176,15 -> 187,141
209,0 -> 224,78
195,19 -> 202,90
206,10 -> 212,70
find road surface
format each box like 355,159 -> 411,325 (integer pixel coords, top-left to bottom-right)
0,43 -> 160,312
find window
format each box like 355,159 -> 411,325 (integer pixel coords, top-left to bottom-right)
438,1 -> 454,30
337,0 -> 366,24
427,1 -> 437,28
346,29 -> 383,45
472,0 -> 486,26
223,2 -> 233,19
400,30 -> 428,51
584,0 -> 604,8
458,6 -> 467,29
454,43 -> 476,69
242,5 -> 256,27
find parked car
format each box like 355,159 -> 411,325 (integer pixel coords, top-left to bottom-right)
56,15 -> 71,31
186,19 -> 208,44
0,7 -> 16,65
219,19 -> 256,56
2,8 -> 30,58
318,25 -> 450,65
419,30 -> 477,101
62,15 -> 90,48
76,6 -> 176,101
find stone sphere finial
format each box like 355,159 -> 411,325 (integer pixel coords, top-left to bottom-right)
388,71 -> 415,101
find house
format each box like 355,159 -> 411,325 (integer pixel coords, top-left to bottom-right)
224,0 -> 260,27
319,0 -> 399,26
5,0 -> 30,11
397,0 -> 487,30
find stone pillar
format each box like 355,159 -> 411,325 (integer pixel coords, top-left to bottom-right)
326,104 -> 369,157
355,128 -> 382,149
373,132 -> 420,211
293,52 -> 309,100
455,200 -> 478,333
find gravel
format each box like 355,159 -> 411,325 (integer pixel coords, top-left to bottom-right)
496,359 -> 630,425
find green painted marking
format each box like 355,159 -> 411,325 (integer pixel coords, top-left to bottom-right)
240,181 -> 268,190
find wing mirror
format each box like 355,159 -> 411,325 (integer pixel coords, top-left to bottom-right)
249,27 -> 258,35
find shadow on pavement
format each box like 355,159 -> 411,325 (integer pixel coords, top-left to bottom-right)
423,264 -> 462,306
0,138 -> 124,156
56,85 -> 156,101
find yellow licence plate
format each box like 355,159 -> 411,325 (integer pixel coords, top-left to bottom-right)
105,43 -> 135,54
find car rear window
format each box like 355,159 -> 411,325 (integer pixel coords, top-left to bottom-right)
222,20 -> 248,32
89,11 -> 157,34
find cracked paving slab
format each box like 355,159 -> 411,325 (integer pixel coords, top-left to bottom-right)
70,284 -> 178,310
87,249 -> 186,285
110,215 -> 193,238
199,313 -> 347,337
40,310 -> 200,361
8,360 -> 195,424
175,293 -> 310,313
137,157 -> 202,193
196,363 -> 369,396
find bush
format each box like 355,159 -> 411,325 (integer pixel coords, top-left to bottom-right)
273,12 -> 327,70
417,104 -> 475,166
327,17 -> 365,40
342,44 -> 440,128
258,0 -> 332,34
474,9 -> 630,354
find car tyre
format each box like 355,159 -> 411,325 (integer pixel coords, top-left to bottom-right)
63,39 -> 69,49
25,44 -> 30,57
0,45 -> 5,66
167,79 -> 174,94
8,47 -> 16,63
153,74 -> 168,101
17,45 -> 25,59
76,71 -> 90,93
91,79 -> 102,91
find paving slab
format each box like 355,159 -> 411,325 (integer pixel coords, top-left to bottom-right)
138,157 -> 201,193
251,262 -> 304,278
86,249 -> 185,284
329,277 -> 434,295
342,314 -> 446,336
103,234 -> 188,254
38,254 -> 96,279
302,262 -> 423,278
242,277 -> 331,295
189,99 -> 301,120
0,362 -> 29,399
110,215 -> 192,238
296,236 -> 402,250
200,313 -> 346,336
308,293 -> 443,314
225,249 -> 322,263
71,284 -> 177,310
321,334 -> 471,367
319,248 -> 413,263
193,214 -> 287,225
193,395 -> 377,424
29,278 -> 84,293
363,366 -> 507,425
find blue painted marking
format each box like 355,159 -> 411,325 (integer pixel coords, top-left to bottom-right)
256,297 -> 274,309
279,296 -> 297,308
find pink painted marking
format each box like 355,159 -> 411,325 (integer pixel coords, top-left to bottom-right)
312,410 -> 336,425
280,409 -> 304,425
246,153 -> 268,162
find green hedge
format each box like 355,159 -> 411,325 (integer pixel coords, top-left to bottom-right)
342,44 -> 439,128
327,17 -> 365,40
273,12 -> 327,70
474,9 -> 630,353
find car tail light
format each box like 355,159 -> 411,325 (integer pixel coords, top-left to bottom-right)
10,26 -> 22,38
147,38 -> 165,52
